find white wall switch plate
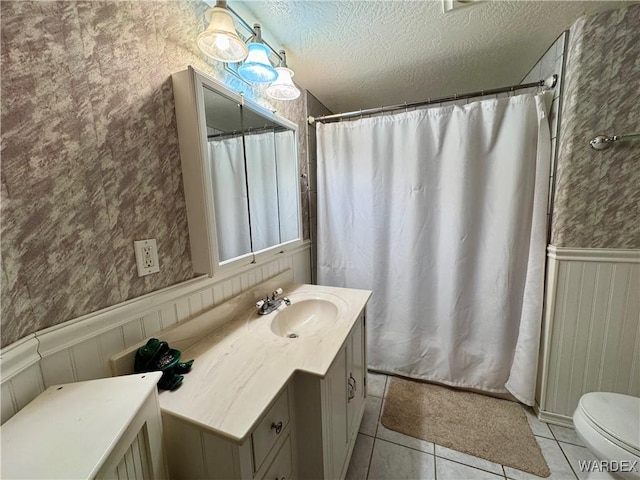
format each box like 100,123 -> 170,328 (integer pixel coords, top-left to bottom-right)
134,239 -> 160,276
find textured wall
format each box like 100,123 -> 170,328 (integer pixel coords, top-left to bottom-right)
520,32 -> 568,241
305,92 -> 332,284
0,1 -> 308,347
551,4 -> 640,248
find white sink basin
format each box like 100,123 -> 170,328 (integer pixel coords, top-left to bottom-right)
270,297 -> 342,338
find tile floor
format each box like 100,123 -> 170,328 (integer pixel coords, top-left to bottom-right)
346,372 -> 596,480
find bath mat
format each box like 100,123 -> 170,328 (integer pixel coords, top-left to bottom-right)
381,377 -> 550,477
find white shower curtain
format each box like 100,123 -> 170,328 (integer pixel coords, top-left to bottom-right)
317,94 -> 550,405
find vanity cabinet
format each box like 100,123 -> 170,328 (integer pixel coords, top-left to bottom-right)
324,344 -> 349,478
295,312 -> 367,480
109,280 -> 371,480
346,313 -> 366,437
162,386 -> 296,480
161,312 -> 366,480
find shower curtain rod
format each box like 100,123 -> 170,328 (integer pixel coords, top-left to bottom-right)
207,124 -> 287,140
308,74 -> 558,124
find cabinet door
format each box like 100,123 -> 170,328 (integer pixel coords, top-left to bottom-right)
262,434 -> 293,480
347,315 -> 366,440
323,346 -> 348,479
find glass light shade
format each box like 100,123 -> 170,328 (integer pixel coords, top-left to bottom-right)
238,43 -> 278,83
266,67 -> 301,100
197,7 -> 248,63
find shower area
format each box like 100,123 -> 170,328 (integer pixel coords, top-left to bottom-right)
307,33 -> 569,408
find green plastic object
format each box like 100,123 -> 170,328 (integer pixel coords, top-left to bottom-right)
134,338 -> 194,391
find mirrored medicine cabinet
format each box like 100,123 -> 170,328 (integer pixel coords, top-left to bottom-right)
172,66 -> 303,276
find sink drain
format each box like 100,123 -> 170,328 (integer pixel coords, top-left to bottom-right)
287,333 -> 299,339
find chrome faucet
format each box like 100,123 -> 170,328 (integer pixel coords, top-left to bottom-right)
256,288 -> 291,315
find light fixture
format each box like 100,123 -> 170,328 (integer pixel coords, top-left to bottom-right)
237,24 -> 278,84
197,9 -> 300,101
267,50 -> 301,101
197,0 -> 248,63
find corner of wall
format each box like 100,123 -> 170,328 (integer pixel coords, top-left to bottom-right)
550,4 -> 640,249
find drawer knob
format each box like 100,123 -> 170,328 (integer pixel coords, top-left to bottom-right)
271,421 -> 283,434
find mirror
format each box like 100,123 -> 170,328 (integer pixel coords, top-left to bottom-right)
172,67 -> 303,276
203,85 -> 252,262
242,108 -> 281,253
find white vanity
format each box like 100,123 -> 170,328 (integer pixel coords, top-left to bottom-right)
110,277 -> 370,480
162,283 -> 368,480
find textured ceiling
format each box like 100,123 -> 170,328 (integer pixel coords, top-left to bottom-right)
224,1 -> 632,113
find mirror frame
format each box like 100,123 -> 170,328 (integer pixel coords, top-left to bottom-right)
172,66 -> 304,277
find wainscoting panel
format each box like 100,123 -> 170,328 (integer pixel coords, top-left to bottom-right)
0,244 -> 311,424
6,363 -> 45,415
109,428 -> 153,480
537,246 -> 640,425
0,335 -> 45,424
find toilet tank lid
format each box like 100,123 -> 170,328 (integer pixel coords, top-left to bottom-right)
579,392 -> 640,451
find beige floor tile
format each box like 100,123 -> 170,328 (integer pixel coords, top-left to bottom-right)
367,372 -> 388,398
359,395 -> 383,437
559,442 -> 598,480
435,445 -> 504,475
346,433 -> 375,480
436,457 -> 505,480
549,424 -> 584,447
376,420 -> 434,454
504,436 -> 576,480
368,439 -> 435,480
524,408 -> 554,439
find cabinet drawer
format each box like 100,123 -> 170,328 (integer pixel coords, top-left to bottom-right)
252,387 -> 290,472
262,434 -> 292,480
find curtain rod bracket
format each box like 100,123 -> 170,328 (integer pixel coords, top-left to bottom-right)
544,74 -> 558,89
590,133 -> 640,150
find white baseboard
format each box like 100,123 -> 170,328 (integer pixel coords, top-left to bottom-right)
534,404 -> 574,428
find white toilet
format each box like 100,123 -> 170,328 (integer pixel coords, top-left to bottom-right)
573,392 -> 640,480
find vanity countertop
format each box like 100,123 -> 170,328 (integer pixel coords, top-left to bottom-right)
158,283 -> 371,443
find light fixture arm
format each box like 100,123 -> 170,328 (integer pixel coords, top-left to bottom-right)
277,50 -> 288,68
225,6 -> 284,63
247,23 -> 263,45
266,48 -> 300,100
